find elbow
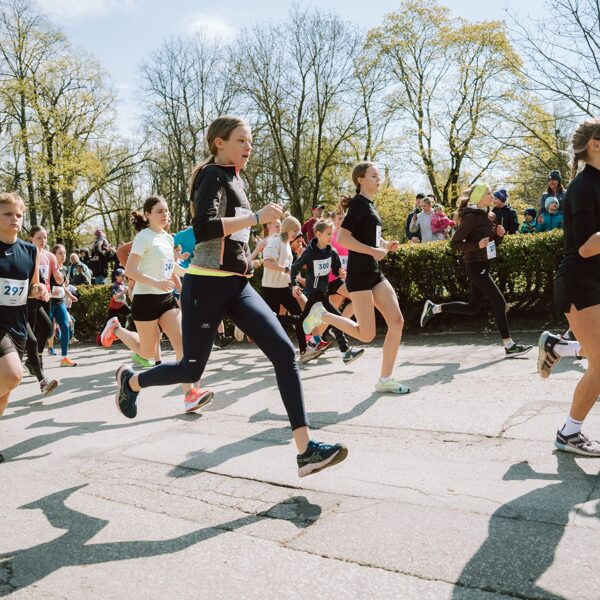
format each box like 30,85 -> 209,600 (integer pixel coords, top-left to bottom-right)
579,246 -> 591,259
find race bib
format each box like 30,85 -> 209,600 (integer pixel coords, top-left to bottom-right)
51,285 -> 65,299
340,255 -> 348,270
375,225 -> 382,248
163,259 -> 174,280
229,207 -> 252,243
486,241 -> 497,260
0,277 -> 28,306
313,257 -> 332,278
39,264 -> 49,281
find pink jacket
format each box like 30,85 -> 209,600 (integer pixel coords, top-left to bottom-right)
431,213 -> 456,235
329,231 -> 348,282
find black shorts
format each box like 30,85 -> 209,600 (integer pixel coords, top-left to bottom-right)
554,270 -> 600,314
328,278 -> 345,296
345,270 -> 386,293
131,293 -> 178,322
0,330 -> 25,360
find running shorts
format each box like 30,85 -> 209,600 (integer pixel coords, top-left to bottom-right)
131,293 -> 178,322
0,330 -> 25,360
345,271 -> 386,293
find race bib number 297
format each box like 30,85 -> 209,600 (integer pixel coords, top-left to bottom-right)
0,277 -> 28,307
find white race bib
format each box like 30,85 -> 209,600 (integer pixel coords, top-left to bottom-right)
163,259 -> 174,280
229,207 -> 252,243
39,264 -> 49,281
340,255 -> 348,270
0,277 -> 28,307
375,225 -> 382,248
51,285 -> 65,299
486,241 -> 497,260
313,257 -> 332,278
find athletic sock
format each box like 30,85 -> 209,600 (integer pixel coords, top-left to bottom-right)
379,376 -> 390,383
561,415 -> 583,436
503,338 -> 515,349
554,339 -> 581,358
432,304 -> 442,314
313,335 -> 322,344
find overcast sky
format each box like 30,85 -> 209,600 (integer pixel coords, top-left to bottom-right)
34,0 -> 548,137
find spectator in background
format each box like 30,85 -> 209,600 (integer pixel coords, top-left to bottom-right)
67,253 -> 92,285
536,197 -> 564,232
520,208 -> 538,234
405,193 -> 424,243
301,204 -> 324,242
539,170 -> 566,213
93,228 -> 109,252
90,239 -> 116,285
492,189 -> 519,234
409,196 -> 436,242
431,204 -> 456,240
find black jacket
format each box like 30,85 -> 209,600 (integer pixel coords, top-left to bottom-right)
291,238 -> 341,295
451,207 -> 504,263
492,204 -> 518,234
191,163 -> 253,276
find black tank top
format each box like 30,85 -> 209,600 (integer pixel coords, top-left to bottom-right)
0,238 -> 37,339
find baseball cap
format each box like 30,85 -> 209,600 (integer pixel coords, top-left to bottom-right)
312,204 -> 325,210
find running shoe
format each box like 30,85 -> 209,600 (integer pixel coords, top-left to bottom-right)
60,357 -> 77,367
505,342 -> 533,358
47,347 -> 56,356
342,347 -> 365,365
115,365 -> 138,419
215,333 -> 233,349
554,430 -> 600,457
40,377 -> 59,397
299,345 -> 323,364
101,317 -> 120,347
375,377 -> 410,394
131,353 -> 155,368
297,440 -> 348,477
420,299 -> 436,328
315,340 -> 332,353
302,302 -> 326,334
537,331 -> 561,379
0,453 -> 4,464
234,326 -> 245,342
184,387 -> 214,413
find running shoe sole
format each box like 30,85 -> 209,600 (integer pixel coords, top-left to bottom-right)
342,349 -> 365,365
115,365 -> 134,418
554,440 -> 600,457
101,318 -> 120,347
185,390 -> 214,413
40,379 -> 59,397
537,331 -> 560,379
298,446 -> 348,477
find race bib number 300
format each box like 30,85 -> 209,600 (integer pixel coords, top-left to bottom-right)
313,257 -> 332,278
0,277 -> 28,306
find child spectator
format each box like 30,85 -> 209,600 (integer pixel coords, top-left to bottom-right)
107,268 -> 130,325
431,204 -> 456,240
67,253 -> 92,285
536,197 -> 564,232
520,208 -> 538,234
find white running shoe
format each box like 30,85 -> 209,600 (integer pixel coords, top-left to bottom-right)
302,302 -> 326,334
375,377 -> 410,394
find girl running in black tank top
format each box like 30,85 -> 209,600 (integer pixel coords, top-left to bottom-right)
537,119 -> 600,456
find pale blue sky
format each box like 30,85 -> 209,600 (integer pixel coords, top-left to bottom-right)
34,0 -> 548,137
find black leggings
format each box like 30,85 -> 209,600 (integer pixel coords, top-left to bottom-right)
302,292 -> 349,352
262,286 -> 306,352
27,299 -> 52,355
25,323 -> 45,382
138,275 -> 309,430
440,262 -> 509,339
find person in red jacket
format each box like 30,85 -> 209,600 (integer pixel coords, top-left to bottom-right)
301,204 -> 324,242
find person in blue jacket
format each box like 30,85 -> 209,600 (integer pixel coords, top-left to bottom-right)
536,197 -> 564,232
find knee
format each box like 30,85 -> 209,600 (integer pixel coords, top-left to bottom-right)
389,312 -> 404,332
359,327 -> 377,343
269,335 -> 296,365
6,367 -> 22,390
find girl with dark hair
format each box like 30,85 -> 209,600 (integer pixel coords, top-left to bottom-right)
302,162 -> 409,394
113,115 -> 348,477
537,119 -> 600,455
420,183 -> 532,357
101,196 -> 213,414
539,170 -> 567,213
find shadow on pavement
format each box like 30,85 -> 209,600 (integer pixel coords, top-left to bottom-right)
0,484 -> 321,596
452,452 -> 598,599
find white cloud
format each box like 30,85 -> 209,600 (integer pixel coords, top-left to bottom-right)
35,0 -> 138,21
185,14 -> 237,41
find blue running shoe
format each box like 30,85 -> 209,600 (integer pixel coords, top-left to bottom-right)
297,440 -> 348,477
115,365 -> 138,419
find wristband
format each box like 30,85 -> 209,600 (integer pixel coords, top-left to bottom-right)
254,212 -> 259,225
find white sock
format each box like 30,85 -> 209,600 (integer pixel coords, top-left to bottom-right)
379,376 -> 390,383
432,304 -> 442,314
561,415 -> 583,436
503,338 -> 515,349
554,339 -> 581,358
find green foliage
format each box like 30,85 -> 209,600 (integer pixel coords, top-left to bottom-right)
69,284 -> 111,340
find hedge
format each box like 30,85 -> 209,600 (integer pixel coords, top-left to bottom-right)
68,230 -> 565,340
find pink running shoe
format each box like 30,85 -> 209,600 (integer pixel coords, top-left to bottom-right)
101,317 -> 120,347
184,387 -> 214,413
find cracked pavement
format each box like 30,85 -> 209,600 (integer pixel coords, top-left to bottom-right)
1,332 -> 599,599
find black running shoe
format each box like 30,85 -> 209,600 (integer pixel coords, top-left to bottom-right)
505,342 -> 533,358
537,331 -> 561,379
555,430 -> 600,457
115,365 -> 138,419
297,440 -> 348,477
420,300 -> 435,328
216,333 -> 233,349
0,453 -> 4,463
